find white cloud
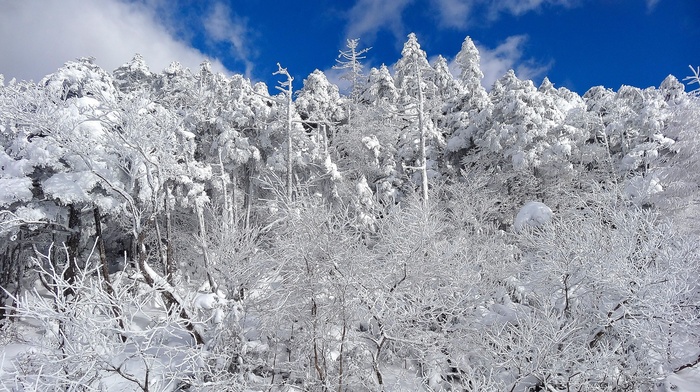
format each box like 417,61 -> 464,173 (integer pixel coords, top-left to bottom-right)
447,35 -> 551,89
203,2 -> 255,78
431,0 -> 473,29
345,0 -> 413,44
0,0 -> 229,82
489,0 -> 576,18
646,0 -> 661,12
479,36 -> 551,88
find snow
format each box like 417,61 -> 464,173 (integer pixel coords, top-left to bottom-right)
362,135 -> 380,151
192,290 -> 227,325
514,201 -> 553,232
77,119 -> 105,139
512,150 -> 526,169
663,367 -> 700,392
0,343 -> 29,373
42,171 -> 100,204
74,96 -> 101,109
446,132 -> 468,151
624,175 -> 663,206
178,129 -> 196,140
1,39 -> 699,392
323,155 -> 342,181
0,150 -> 32,177
0,177 -> 33,206
193,292 -> 220,311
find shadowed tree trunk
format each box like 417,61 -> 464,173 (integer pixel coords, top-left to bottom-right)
164,185 -> 175,286
63,204 -> 82,297
93,205 -> 127,342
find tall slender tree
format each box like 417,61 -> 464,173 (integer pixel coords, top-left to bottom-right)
445,36 -> 490,156
274,63 -> 295,200
394,33 -> 435,203
333,38 -> 371,104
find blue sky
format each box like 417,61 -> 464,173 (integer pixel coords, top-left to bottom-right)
0,0 -> 698,94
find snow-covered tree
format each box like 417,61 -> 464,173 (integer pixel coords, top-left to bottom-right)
470,70 -> 591,205
445,36 -> 490,160
333,38 -> 371,104
112,53 -> 154,94
2,45 -> 700,392
336,65 -> 405,204
507,199 -> 700,391
648,74 -> 700,228
296,70 -> 345,125
295,69 -> 346,156
153,61 -> 196,111
431,55 -> 462,104
429,55 -> 461,144
360,64 -> 399,106
272,64 -> 297,201
393,33 -> 441,203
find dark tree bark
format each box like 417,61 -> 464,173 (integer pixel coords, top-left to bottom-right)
63,204 -> 82,297
136,235 -> 205,345
164,185 -> 175,286
94,206 -> 127,342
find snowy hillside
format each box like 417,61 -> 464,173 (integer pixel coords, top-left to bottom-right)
1,36 -> 699,391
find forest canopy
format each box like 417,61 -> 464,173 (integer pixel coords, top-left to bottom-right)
0,35 -> 699,391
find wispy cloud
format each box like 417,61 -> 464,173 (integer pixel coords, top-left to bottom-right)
431,0 -> 473,29
0,0 -> 229,82
345,0 -> 413,44
646,0 -> 661,12
488,0 -> 577,18
478,35 -> 551,88
431,0 -> 578,28
203,2 -> 255,78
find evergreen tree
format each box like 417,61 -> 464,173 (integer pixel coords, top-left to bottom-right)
445,36 -> 490,158
393,33 -> 441,203
112,53 -> 154,94
360,64 -> 399,106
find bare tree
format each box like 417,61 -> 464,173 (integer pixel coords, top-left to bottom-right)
334,38 -> 371,104
1,244 -> 216,391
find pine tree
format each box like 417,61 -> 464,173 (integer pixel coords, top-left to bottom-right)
112,53 -> 153,94
360,64 -> 399,105
393,33 -> 437,203
445,36 -> 490,156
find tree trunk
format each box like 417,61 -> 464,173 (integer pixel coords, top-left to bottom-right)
164,185 -> 175,286
137,239 -> 205,345
286,84 -> 294,201
415,65 -> 429,205
218,149 -> 232,230
196,204 -> 217,293
244,163 -> 255,231
63,204 -> 82,297
0,242 -> 13,320
232,173 -> 239,227
152,210 -> 165,272
94,206 -> 127,342
93,206 -> 111,287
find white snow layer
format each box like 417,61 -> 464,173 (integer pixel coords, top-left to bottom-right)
514,201 -> 553,232
0,177 -> 33,206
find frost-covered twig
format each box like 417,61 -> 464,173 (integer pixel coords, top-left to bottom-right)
684,65 -> 700,96
0,210 -> 77,234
